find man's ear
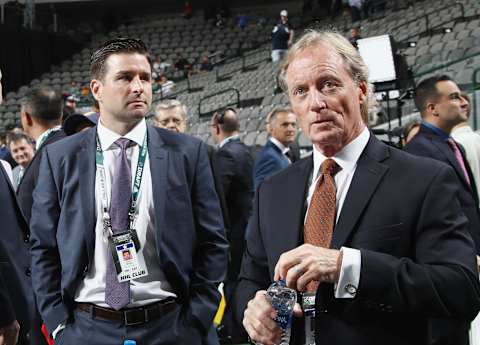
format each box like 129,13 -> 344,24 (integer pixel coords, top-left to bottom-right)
21,110 -> 34,127
427,103 -> 437,116
358,81 -> 368,105
90,79 -> 102,103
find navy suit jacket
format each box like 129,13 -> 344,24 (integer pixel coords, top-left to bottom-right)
405,124 -> 480,254
237,134 -> 480,345
215,138 -> 254,281
30,125 -> 228,335
253,139 -> 290,189
17,129 -> 66,224
0,164 -> 30,336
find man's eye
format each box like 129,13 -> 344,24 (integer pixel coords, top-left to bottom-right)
293,88 -> 306,96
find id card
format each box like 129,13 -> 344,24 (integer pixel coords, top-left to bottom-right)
108,231 -> 148,283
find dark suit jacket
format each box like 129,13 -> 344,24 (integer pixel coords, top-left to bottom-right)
237,134 -> 480,345
253,139 -> 290,189
405,124 -> 480,254
29,125 -> 229,336
0,164 -> 30,339
215,138 -> 254,281
17,129 -> 66,223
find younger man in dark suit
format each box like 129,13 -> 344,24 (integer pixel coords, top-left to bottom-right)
405,75 -> 480,345
30,38 -> 227,345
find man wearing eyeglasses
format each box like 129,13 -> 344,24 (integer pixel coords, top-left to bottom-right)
153,99 -> 187,133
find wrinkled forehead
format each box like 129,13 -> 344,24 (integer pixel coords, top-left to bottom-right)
286,44 -> 352,85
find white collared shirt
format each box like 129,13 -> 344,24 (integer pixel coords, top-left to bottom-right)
269,137 -> 291,162
305,126 -> 370,298
75,119 -> 176,307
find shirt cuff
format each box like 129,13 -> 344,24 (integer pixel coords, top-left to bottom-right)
52,323 -> 66,339
334,247 -> 361,298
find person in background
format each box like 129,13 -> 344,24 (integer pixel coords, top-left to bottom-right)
271,10 -> 294,63
8,131 -> 35,190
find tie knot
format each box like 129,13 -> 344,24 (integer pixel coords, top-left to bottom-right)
114,138 -> 132,151
321,158 -> 341,176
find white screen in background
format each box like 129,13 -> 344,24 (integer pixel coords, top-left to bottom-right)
357,35 -> 396,83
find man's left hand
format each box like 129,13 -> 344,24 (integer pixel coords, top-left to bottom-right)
274,244 -> 342,291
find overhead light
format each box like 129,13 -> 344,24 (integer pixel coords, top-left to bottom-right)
408,41 -> 417,47
444,28 -> 453,33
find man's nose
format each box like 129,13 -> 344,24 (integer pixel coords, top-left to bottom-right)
131,76 -> 144,93
309,89 -> 327,112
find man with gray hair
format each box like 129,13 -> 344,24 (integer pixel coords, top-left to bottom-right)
153,99 -> 187,133
236,30 -> 480,345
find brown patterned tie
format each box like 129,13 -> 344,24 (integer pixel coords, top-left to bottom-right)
304,158 -> 341,292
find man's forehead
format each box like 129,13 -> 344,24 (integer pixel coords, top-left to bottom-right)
436,80 -> 460,95
104,53 -> 151,73
286,44 -> 349,82
158,108 -> 183,119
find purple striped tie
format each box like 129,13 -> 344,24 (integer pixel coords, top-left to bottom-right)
105,138 -> 132,310
447,138 -> 471,187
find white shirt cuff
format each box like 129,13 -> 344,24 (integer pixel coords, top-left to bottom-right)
52,323 -> 66,339
334,247 -> 361,298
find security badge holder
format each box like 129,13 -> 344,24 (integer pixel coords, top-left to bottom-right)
302,292 -> 316,345
108,229 -> 148,283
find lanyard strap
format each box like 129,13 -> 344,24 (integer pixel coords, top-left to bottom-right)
95,132 -> 148,233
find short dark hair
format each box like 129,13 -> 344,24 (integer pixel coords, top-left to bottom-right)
414,75 -> 453,114
7,131 -> 32,147
213,108 -> 239,133
21,85 -> 63,123
90,37 -> 151,80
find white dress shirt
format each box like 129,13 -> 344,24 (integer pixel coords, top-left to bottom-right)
1,159 -> 13,184
451,125 -> 480,204
269,137 -> 291,163
305,126 -> 370,298
75,119 -> 176,307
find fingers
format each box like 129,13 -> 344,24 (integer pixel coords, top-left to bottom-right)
243,291 -> 282,345
293,302 -> 304,317
275,245 -> 342,290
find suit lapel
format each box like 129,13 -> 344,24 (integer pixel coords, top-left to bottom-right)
331,135 -> 390,248
77,128 -> 97,262
146,126 -> 167,256
429,132 -> 470,188
271,157 -> 312,259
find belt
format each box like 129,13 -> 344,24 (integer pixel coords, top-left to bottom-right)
75,298 -> 176,326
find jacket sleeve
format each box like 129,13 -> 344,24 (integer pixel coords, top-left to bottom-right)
29,148 -> 69,334
358,164 -> 480,320
188,141 -> 229,333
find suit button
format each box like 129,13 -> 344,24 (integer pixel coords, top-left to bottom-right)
25,268 -> 31,277
24,235 -> 30,243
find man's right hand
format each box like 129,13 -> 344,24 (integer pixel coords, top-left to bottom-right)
243,290 -> 282,345
0,320 -> 20,345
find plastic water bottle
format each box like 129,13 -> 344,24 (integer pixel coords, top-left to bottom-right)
124,340 -> 136,345
267,280 -> 297,345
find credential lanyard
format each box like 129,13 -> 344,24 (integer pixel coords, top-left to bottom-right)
95,132 -> 148,235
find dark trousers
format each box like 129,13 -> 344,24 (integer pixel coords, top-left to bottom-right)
54,304 -> 207,345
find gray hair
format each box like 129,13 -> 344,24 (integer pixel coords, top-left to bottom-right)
278,29 -> 373,123
154,99 -> 187,119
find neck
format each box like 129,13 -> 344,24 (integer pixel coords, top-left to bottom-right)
100,116 -> 142,136
30,123 -> 59,141
21,162 -> 29,168
426,118 -> 453,134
